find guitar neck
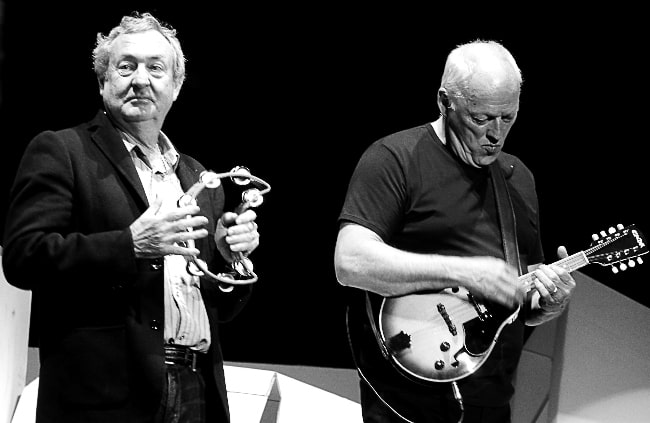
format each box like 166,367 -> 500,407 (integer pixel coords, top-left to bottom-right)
520,251 -> 588,290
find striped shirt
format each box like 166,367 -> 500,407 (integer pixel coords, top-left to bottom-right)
122,131 -> 211,353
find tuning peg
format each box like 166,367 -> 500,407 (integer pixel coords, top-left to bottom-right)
612,266 -> 619,274
620,263 -> 628,271
600,230 -> 607,238
608,227 -> 616,234
617,223 -> 624,230
592,233 -> 599,241
628,260 -> 636,268
638,257 -> 644,265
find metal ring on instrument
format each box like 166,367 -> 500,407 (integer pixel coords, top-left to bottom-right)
230,166 -> 252,186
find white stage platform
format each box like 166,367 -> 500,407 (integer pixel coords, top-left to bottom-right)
11,364 -> 363,423
225,364 -> 361,422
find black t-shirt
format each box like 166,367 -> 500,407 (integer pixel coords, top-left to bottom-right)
339,123 -> 544,407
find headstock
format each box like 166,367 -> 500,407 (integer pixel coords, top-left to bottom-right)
585,224 -> 648,273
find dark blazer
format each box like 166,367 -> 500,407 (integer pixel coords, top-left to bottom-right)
2,111 -> 252,423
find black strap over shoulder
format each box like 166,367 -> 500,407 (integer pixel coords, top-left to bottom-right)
492,159 -> 536,339
491,160 -> 523,275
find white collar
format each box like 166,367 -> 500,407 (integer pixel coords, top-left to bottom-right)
431,117 -> 446,145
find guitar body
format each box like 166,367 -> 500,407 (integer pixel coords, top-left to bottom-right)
379,288 -> 519,382
349,224 -> 646,386
346,224 -> 646,418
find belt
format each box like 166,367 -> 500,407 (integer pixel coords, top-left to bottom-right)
164,344 -> 200,372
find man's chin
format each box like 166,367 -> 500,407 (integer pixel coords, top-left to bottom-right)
121,109 -> 155,122
476,155 -> 499,167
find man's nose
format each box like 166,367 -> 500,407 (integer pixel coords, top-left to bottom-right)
487,119 -> 502,144
132,65 -> 151,87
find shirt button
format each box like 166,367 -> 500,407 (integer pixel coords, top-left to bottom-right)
149,258 -> 163,270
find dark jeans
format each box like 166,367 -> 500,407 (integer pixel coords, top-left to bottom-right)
360,380 -> 511,423
154,365 -> 207,423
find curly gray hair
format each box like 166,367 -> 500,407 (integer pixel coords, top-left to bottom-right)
92,12 -> 186,86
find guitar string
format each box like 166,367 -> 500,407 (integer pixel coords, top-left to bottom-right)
389,232 -> 629,334
398,245 -> 611,352
391,252 -> 588,341
375,229 -> 634,423
412,233 -> 634,340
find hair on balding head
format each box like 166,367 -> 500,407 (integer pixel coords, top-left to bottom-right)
440,40 -> 523,99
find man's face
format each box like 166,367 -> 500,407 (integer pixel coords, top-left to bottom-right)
445,74 -> 519,167
100,30 -> 181,129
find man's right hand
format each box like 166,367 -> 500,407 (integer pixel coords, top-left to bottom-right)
462,256 -> 526,310
130,197 -> 209,258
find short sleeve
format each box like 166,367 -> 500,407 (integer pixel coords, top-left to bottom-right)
338,142 -> 406,241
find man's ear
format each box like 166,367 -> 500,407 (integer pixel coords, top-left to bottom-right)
437,89 -> 452,115
439,89 -> 452,109
172,80 -> 183,101
97,77 -> 105,96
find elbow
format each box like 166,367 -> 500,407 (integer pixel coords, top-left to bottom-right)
334,249 -> 355,288
334,246 -> 379,293
1,255 -> 33,291
334,224 -> 389,294
334,240 -> 368,289
0,248 -> 34,291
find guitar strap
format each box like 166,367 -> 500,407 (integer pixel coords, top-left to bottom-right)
365,291 -> 391,359
490,159 -> 523,275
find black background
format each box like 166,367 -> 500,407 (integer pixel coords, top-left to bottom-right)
1,3 -> 648,369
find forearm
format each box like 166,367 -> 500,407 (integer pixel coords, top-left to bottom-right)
335,224 -> 475,297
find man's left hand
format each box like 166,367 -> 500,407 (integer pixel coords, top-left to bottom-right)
530,246 -> 576,311
215,209 -> 259,261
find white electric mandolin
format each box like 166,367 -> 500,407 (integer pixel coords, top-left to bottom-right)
352,224 -> 647,384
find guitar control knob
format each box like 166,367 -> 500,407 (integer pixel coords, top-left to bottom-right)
440,342 -> 450,352
434,360 -> 445,370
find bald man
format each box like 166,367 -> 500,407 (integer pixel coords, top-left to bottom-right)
335,40 -> 575,423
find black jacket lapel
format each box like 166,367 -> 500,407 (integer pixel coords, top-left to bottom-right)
87,111 -> 150,209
